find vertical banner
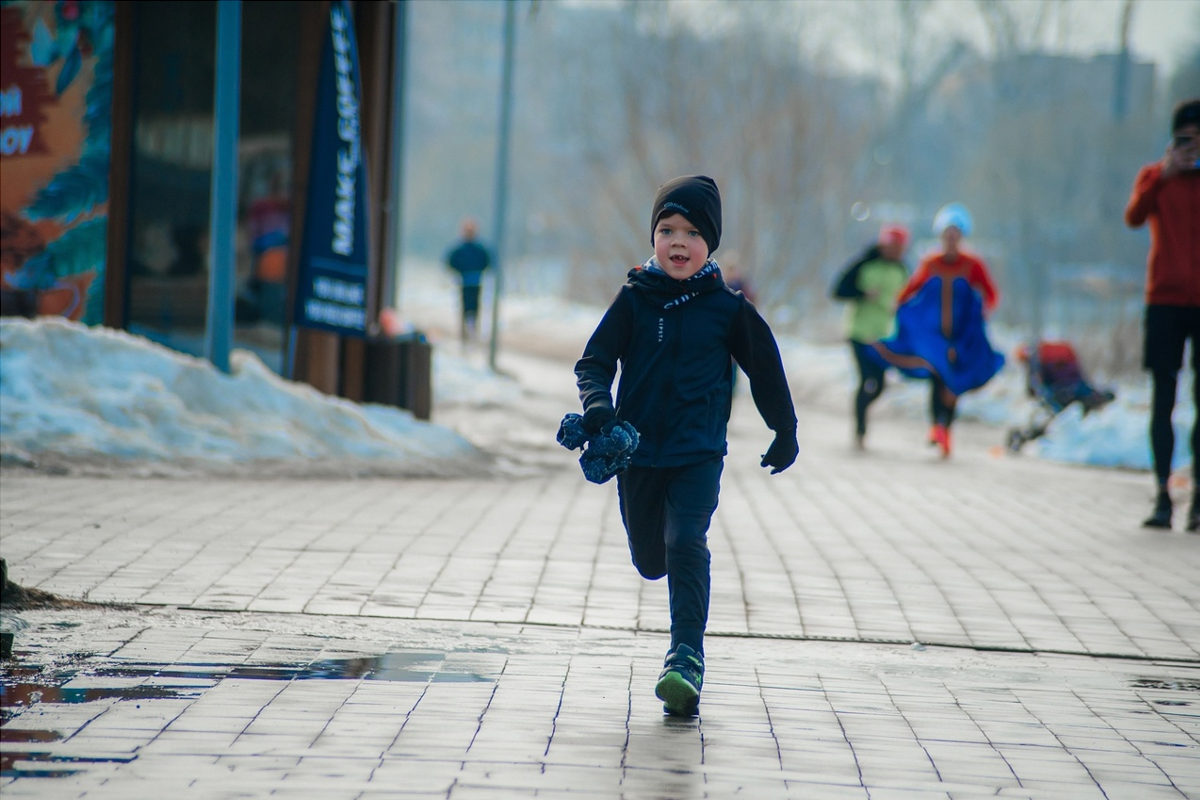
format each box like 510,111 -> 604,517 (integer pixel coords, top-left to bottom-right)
293,0 -> 369,337
0,1 -> 114,324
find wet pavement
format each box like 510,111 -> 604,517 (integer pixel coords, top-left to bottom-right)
2,347 -> 1199,798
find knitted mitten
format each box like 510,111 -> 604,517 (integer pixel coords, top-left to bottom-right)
579,421 -> 640,484
558,413 -> 640,484
556,413 -> 589,451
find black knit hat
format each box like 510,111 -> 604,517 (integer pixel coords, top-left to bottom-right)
1172,98 -> 1200,133
651,175 -> 722,255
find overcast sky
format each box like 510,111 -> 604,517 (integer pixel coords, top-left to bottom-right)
634,0 -> 1199,83
1066,0 -> 1197,69
825,0 -> 1195,79
969,0 -> 1196,73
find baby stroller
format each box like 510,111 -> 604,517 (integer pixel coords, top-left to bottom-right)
1006,340 -> 1115,452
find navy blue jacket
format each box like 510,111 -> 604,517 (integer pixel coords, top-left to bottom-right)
445,240 -> 491,287
575,263 -> 797,468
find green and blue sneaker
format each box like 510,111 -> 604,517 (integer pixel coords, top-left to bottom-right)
655,644 -> 704,717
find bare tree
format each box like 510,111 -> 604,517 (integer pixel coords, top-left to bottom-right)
534,2 -> 876,327
951,0 -> 1156,374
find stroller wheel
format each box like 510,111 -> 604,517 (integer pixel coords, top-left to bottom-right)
1006,429 -> 1026,453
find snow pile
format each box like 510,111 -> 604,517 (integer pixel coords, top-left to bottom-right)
0,317 -> 482,476
433,347 -> 524,406
1030,384 -> 1193,472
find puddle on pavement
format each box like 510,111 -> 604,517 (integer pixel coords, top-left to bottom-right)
79,650 -> 500,684
1,666 -> 203,713
1130,678 -> 1200,692
1130,677 -> 1198,712
1131,677 -> 1198,706
1,666 -> 202,778
1,649 -> 501,779
1,749 -> 132,779
2,651 -> 497,717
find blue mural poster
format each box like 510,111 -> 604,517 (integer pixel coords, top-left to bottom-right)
1,0 -> 114,324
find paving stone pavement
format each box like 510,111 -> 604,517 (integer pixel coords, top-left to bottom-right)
2,347 -> 1199,798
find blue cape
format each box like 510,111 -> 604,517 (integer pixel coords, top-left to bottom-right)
866,276 -> 1004,396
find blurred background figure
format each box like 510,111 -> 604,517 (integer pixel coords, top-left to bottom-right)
722,251 -> 756,304
246,171 -> 291,325
1125,98 -> 1200,532
867,204 -> 1003,459
1006,340 -> 1116,453
444,217 -> 492,344
831,224 -> 910,450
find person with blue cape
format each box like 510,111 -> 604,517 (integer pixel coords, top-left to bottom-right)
867,204 -> 1004,458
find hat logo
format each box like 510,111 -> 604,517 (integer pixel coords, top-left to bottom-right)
662,201 -> 689,214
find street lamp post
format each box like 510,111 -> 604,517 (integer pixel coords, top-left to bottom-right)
205,0 -> 241,374
488,0 -> 516,372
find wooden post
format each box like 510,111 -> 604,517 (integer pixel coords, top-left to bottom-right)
104,1 -> 136,329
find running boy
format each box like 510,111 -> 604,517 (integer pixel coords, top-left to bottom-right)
574,175 -> 798,717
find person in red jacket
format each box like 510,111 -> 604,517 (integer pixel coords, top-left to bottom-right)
876,203 -> 1001,458
1125,98 -> 1200,532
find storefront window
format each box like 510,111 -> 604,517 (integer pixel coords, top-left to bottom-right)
126,0 -> 298,373
233,0 -> 298,368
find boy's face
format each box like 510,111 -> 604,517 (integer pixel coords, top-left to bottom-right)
653,213 -> 709,280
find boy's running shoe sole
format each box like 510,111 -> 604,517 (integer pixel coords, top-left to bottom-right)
656,670 -> 700,717
656,644 -> 703,717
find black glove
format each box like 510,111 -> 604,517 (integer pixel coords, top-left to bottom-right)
760,429 -> 798,474
583,406 -> 616,435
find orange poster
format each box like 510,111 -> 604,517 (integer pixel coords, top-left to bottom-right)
1,0 -> 113,323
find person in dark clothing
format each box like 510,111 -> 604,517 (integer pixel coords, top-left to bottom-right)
831,225 -> 910,450
1125,98 -> 1200,531
574,175 -> 798,717
444,218 -> 492,343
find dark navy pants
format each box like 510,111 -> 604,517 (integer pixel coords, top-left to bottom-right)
851,340 -> 887,437
1144,305 -> 1200,488
617,457 -> 723,657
